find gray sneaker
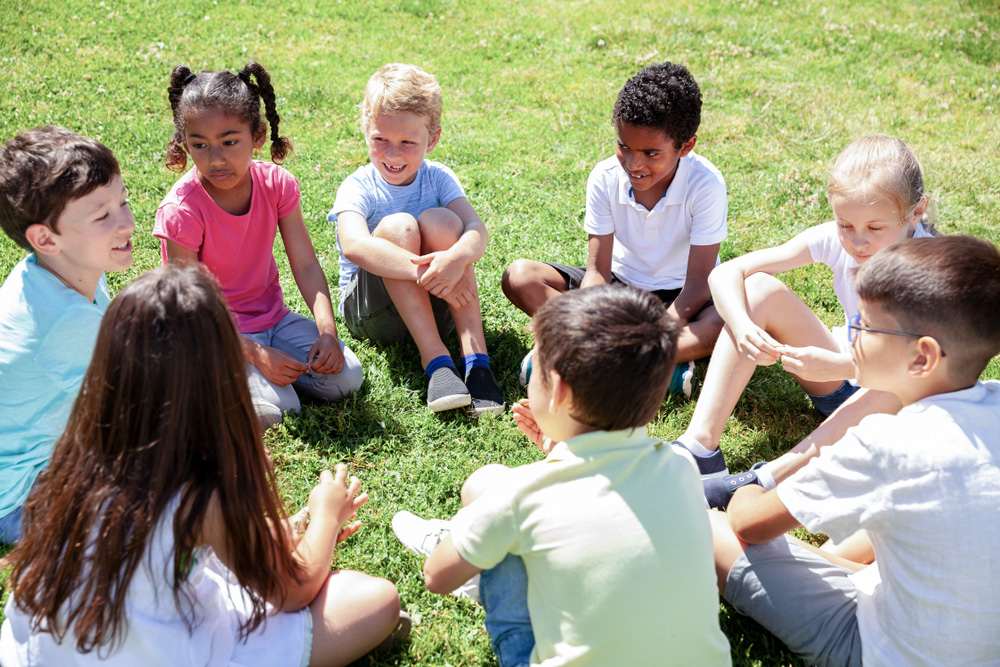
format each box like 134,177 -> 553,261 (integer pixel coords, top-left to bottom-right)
427,366 -> 472,413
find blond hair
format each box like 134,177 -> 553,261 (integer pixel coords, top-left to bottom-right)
360,63 -> 442,136
827,135 -> 928,226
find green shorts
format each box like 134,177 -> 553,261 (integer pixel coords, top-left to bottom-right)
342,267 -> 454,345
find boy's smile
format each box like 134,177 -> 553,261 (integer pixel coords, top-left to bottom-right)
831,197 -> 915,264
39,174 -> 135,298
183,109 -> 264,201
615,121 -> 695,210
366,112 -> 441,187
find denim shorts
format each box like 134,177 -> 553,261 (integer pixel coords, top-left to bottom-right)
806,380 -> 861,417
0,503 -> 25,545
342,267 -> 453,345
725,536 -> 862,667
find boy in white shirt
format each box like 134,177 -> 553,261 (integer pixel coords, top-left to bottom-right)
396,285 -> 731,666
712,235 -> 1000,666
502,61 -> 727,397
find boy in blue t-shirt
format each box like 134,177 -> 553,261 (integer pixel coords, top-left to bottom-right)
329,63 -> 504,416
0,126 -> 135,544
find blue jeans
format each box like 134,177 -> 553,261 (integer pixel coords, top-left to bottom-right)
0,503 -> 25,545
479,554 -> 534,667
244,312 -> 364,427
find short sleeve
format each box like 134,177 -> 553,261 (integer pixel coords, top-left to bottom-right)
154,201 -> 206,254
330,169 -> 378,221
449,484 -> 523,571
583,163 -> 616,236
34,304 -> 104,392
801,221 -> 839,266
777,422 -> 892,543
273,165 -> 301,219
687,172 -> 727,247
430,163 -> 466,207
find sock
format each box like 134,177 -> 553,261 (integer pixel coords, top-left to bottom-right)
756,463 -> 777,490
676,435 -> 717,459
424,355 -> 456,378
461,353 -> 491,377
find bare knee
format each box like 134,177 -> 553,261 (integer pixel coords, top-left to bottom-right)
417,207 -> 463,251
502,259 -> 562,315
708,510 -> 744,596
743,272 -> 794,317
373,213 -> 421,252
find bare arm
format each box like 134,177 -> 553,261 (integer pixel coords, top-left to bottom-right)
580,233 -> 614,289
666,242 -> 720,325
163,239 -> 199,266
423,533 -> 485,595
279,206 -> 344,373
337,210 -> 424,281
726,484 -> 801,545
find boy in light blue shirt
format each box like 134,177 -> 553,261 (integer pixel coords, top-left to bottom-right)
0,126 -> 135,544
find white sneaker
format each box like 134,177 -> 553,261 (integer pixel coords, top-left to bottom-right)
392,511 -> 481,604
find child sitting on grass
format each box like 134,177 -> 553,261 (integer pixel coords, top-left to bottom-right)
502,61 -> 727,398
154,62 -> 363,430
394,285 -> 730,666
0,266 -> 405,666
674,135 -> 935,492
0,126 -> 134,545
330,63 -> 504,415
712,235 -> 1000,666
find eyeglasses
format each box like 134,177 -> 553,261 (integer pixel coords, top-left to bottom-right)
847,314 -> 945,357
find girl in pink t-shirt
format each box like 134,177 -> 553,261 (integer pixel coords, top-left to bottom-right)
154,62 -> 362,429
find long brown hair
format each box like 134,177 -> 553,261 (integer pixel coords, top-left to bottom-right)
6,265 -> 301,652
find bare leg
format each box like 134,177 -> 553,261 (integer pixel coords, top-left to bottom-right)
373,213 -> 451,368
675,304 -> 724,363
683,273 -> 845,451
501,259 -> 571,316
820,530 -> 875,565
308,570 -> 401,667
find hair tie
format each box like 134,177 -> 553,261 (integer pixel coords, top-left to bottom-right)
237,67 -> 251,86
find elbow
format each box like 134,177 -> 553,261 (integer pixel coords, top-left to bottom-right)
422,563 -> 451,595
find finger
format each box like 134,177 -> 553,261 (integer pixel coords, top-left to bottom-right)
347,475 -> 362,496
410,254 -> 434,266
329,466 -> 345,484
337,520 -> 363,543
352,491 -> 369,509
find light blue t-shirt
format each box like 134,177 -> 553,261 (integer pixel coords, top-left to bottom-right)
0,255 -> 110,518
328,159 -> 465,302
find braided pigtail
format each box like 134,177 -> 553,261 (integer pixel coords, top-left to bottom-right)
166,66 -> 198,172
240,62 -> 292,163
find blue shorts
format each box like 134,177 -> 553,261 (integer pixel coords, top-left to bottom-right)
806,380 -> 860,417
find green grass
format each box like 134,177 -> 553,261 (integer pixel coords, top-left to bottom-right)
2,0 -> 999,664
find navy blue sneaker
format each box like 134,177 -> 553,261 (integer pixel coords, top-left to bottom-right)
671,441 -> 728,478
703,462 -> 768,510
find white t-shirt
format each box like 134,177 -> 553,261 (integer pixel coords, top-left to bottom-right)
778,380 -> 1000,666
583,152 -> 727,291
449,429 -> 731,667
801,220 -> 934,349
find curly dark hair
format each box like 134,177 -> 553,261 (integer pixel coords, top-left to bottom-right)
165,62 -> 291,172
612,62 -> 702,148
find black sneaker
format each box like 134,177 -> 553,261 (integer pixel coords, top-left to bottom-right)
427,366 -> 471,412
703,462 -> 767,510
464,365 -> 506,416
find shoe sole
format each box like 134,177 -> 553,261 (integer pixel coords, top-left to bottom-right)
468,402 -> 506,417
428,392 -> 472,412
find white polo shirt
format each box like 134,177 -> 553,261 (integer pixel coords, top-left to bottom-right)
583,152 -> 727,291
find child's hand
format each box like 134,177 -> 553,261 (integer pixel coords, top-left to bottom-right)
733,323 -> 782,365
256,345 -> 310,385
307,333 -> 345,375
441,269 -> 477,309
512,399 -> 556,454
412,250 -> 467,299
308,464 -> 368,544
777,345 -> 851,382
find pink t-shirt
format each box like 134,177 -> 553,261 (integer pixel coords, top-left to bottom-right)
153,161 -> 300,333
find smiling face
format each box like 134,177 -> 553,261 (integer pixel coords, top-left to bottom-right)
831,196 -> 916,263
366,112 -> 440,186
35,173 -> 135,297
615,121 -> 695,209
182,109 -> 264,198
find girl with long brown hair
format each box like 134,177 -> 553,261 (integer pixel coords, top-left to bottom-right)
0,265 -> 402,666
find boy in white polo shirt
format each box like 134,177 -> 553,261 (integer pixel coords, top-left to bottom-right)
394,285 -> 731,666
502,61 -> 727,396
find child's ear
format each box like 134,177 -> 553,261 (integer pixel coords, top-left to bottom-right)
426,126 -> 443,153
910,197 -> 929,226
24,223 -> 61,256
909,336 -> 945,377
549,369 -> 573,413
678,135 -> 697,157
254,124 -> 267,149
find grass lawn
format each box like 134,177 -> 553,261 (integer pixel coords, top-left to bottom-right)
1,0 -> 999,664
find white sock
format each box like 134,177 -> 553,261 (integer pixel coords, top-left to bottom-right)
756,464 -> 777,490
675,435 -> 717,459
